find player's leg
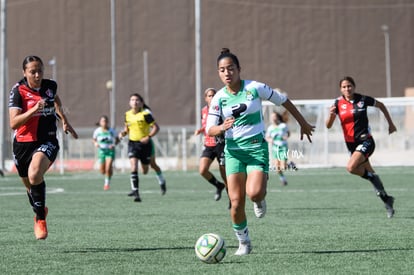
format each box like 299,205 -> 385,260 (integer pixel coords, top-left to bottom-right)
348,140 -> 395,217
149,141 -> 166,194
103,156 -> 113,190
199,147 -> 225,200
227,172 -> 251,255
28,147 -> 55,240
128,157 -> 140,200
245,142 -> 269,219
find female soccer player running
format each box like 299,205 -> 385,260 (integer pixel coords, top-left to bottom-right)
9,55 -> 78,240
93,115 -> 119,190
194,88 -> 226,201
326,76 -> 396,218
206,48 -> 314,255
266,111 -> 290,186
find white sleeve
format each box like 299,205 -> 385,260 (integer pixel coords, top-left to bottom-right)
205,95 -> 221,134
92,128 -> 98,139
258,83 -> 287,106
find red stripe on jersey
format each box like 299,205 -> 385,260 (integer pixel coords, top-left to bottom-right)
201,106 -> 216,147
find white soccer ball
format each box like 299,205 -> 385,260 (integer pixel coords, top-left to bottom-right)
195,233 -> 226,264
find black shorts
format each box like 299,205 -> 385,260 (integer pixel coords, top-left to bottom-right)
201,143 -> 225,166
13,139 -> 60,178
128,140 -> 152,165
346,137 -> 375,158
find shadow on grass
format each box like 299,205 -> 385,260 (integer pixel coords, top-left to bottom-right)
62,247 -> 193,253
62,245 -> 238,254
278,247 -> 413,255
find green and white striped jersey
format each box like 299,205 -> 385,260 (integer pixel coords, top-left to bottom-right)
206,80 -> 287,150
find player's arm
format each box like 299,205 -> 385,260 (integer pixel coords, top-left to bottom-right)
9,105 -> 41,130
375,100 -> 397,134
326,105 -> 337,129
119,124 -> 129,139
55,95 -> 78,139
9,87 -> 45,129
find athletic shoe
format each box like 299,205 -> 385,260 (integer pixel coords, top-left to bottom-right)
134,191 -> 142,202
253,200 -> 267,218
384,196 -> 395,218
214,183 -> 225,201
234,240 -> 252,256
127,190 -> 137,197
160,181 -> 167,195
103,184 -> 110,191
282,180 -> 288,186
34,207 -> 48,240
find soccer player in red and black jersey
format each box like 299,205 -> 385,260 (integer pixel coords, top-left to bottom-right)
8,56 -> 78,239
326,76 -> 397,218
194,88 -> 227,202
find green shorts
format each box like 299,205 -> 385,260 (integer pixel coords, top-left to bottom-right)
272,145 -> 288,161
225,142 -> 269,175
98,148 -> 115,163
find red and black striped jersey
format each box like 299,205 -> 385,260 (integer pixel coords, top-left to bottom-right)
334,93 -> 376,143
8,78 -> 58,142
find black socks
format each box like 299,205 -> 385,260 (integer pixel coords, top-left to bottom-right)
29,181 -> 46,220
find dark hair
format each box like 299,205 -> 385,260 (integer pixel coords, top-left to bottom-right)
130,93 -> 151,110
22,55 -> 44,70
217,48 -> 240,69
339,76 -> 356,88
96,115 -> 109,126
273,110 -> 289,123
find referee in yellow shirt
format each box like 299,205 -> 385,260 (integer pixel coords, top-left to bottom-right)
119,93 -> 163,202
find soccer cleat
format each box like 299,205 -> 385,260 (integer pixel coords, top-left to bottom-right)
160,181 -> 167,195
384,196 -> 395,218
103,184 -> 110,191
253,200 -> 267,218
133,191 -> 142,202
234,240 -> 252,256
34,207 -> 48,240
214,183 -> 225,201
282,180 -> 288,186
127,190 -> 137,197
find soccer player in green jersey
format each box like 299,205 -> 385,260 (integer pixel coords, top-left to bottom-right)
266,111 -> 290,186
93,115 -> 119,190
206,48 -> 314,255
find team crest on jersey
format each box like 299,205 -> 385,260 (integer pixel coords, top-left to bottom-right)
341,103 -> 347,109
357,101 -> 364,108
212,104 -> 220,111
45,89 -> 54,98
245,90 -> 254,101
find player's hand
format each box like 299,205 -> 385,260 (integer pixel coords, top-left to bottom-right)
36,99 -> 46,112
63,122 -> 78,139
223,116 -> 235,130
329,104 -> 336,115
300,122 -> 315,143
388,123 -> 397,134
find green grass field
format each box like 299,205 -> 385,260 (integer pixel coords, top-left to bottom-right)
1,167 -> 413,274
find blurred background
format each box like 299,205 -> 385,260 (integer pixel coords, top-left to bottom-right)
1,0 -> 413,172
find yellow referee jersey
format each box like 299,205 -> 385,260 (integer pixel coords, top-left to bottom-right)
124,109 -> 155,141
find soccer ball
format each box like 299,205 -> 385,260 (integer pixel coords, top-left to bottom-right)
195,233 -> 226,263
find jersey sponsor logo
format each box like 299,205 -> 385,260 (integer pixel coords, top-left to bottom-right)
246,90 -> 254,101
231,103 -> 247,118
45,89 -> 54,98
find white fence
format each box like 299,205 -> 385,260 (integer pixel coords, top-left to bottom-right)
4,97 -> 414,173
